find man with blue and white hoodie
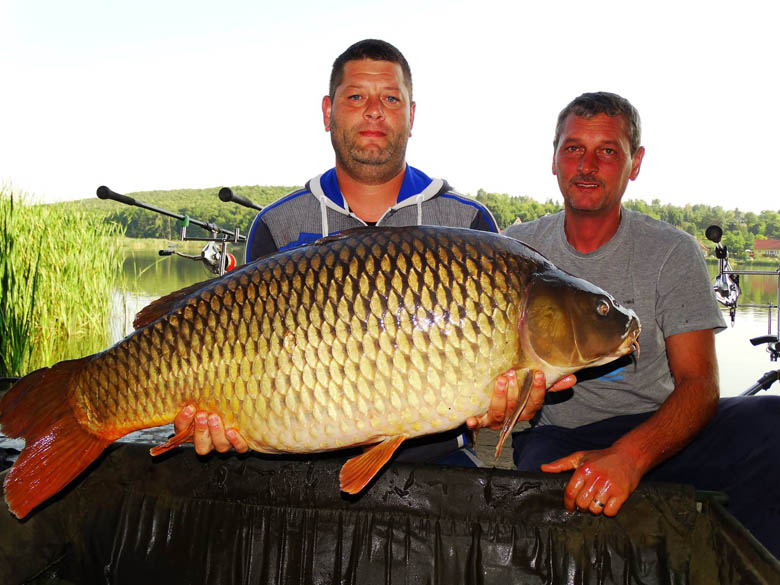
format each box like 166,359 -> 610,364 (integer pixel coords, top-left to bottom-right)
245,41 -> 496,261
174,39 -> 574,467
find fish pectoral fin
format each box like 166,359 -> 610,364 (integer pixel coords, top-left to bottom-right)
495,369 -> 533,459
339,435 -> 408,494
149,422 -> 195,456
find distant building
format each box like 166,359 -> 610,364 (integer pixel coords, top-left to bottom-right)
753,239 -> 780,258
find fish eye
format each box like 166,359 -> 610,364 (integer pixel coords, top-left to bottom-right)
596,299 -> 610,316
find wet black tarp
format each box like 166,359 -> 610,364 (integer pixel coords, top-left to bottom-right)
1,444 -> 779,585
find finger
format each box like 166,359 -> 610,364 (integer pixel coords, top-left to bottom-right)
577,477 -> 608,514
504,370 -> 519,412
517,371 -> 546,422
467,374 -> 510,430
487,375 -> 509,424
173,404 -> 196,434
193,411 -> 213,455
589,497 -> 607,515
207,414 -> 232,453
603,494 -> 626,517
563,470 -> 586,512
540,451 -> 583,473
549,374 -> 576,392
589,484 -> 611,516
465,412 -> 493,430
226,428 -> 250,453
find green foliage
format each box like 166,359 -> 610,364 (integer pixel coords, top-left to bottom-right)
474,189 -> 562,229
621,200 -> 780,260
0,187 -> 125,377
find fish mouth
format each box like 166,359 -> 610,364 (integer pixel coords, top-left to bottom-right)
611,321 -> 641,360
624,325 -> 641,359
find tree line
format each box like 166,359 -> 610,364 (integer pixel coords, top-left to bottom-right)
64,186 -> 779,260
474,190 -> 779,259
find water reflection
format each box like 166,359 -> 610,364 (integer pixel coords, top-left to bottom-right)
111,248 -> 218,339
717,308 -> 778,397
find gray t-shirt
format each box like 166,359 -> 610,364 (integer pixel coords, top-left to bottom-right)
504,208 -> 726,428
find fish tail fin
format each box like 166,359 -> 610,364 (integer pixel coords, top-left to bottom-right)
0,358 -> 113,518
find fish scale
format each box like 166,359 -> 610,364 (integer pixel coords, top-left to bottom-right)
77,231 -> 523,442
1,226 -> 640,517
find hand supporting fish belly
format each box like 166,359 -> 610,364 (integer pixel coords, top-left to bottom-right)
174,369 -> 578,457
0,226 -> 639,517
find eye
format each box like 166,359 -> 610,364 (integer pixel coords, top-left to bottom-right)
347,94 -> 362,101
596,299 -> 610,316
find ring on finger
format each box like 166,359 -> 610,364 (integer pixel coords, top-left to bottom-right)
592,498 -> 605,508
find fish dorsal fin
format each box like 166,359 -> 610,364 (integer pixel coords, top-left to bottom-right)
312,226 -> 379,246
339,434 -> 407,494
133,278 -> 214,330
495,369 -> 534,459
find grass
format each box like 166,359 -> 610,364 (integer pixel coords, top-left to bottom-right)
0,187 -> 125,378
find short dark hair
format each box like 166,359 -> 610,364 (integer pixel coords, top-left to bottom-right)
329,39 -> 413,100
554,92 -> 642,155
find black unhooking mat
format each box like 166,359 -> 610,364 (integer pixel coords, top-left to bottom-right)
1,443 -> 778,585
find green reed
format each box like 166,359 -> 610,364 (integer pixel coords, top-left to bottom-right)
0,187 -> 125,377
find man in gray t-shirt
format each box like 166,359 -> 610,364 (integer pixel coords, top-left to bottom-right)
505,92 -> 779,559
507,208 -> 725,428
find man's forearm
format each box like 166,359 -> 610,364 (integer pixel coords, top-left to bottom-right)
613,377 -> 718,475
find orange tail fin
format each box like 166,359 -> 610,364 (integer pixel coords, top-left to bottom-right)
0,357 -> 113,518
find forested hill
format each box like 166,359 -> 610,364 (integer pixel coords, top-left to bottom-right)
63,186 -> 780,259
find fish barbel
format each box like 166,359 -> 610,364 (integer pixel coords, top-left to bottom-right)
0,226 -> 640,518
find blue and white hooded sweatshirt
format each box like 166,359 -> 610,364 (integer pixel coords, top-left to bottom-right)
245,165 -> 498,262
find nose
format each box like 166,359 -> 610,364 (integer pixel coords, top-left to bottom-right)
363,95 -> 384,120
578,149 -> 598,175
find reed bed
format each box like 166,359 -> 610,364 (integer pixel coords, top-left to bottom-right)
0,187 -> 125,378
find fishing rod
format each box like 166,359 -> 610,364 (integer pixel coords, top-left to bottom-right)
218,187 -> 264,212
97,185 -> 253,276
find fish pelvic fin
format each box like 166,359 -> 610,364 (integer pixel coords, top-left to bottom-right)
339,435 -> 407,494
149,421 -> 195,456
0,357 -> 113,519
495,369 -> 534,459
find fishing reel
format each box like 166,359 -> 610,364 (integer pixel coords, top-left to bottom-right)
705,225 -> 741,323
159,241 -> 237,275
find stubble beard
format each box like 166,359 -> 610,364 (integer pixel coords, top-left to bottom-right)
330,120 -> 409,185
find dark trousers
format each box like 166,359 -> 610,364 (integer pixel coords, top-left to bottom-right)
512,396 -> 780,559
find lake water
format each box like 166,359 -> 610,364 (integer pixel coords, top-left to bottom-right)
112,249 -> 780,398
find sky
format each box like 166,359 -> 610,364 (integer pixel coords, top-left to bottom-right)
1,1 -> 778,214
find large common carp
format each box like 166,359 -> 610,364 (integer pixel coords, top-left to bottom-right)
1,226 -> 640,518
